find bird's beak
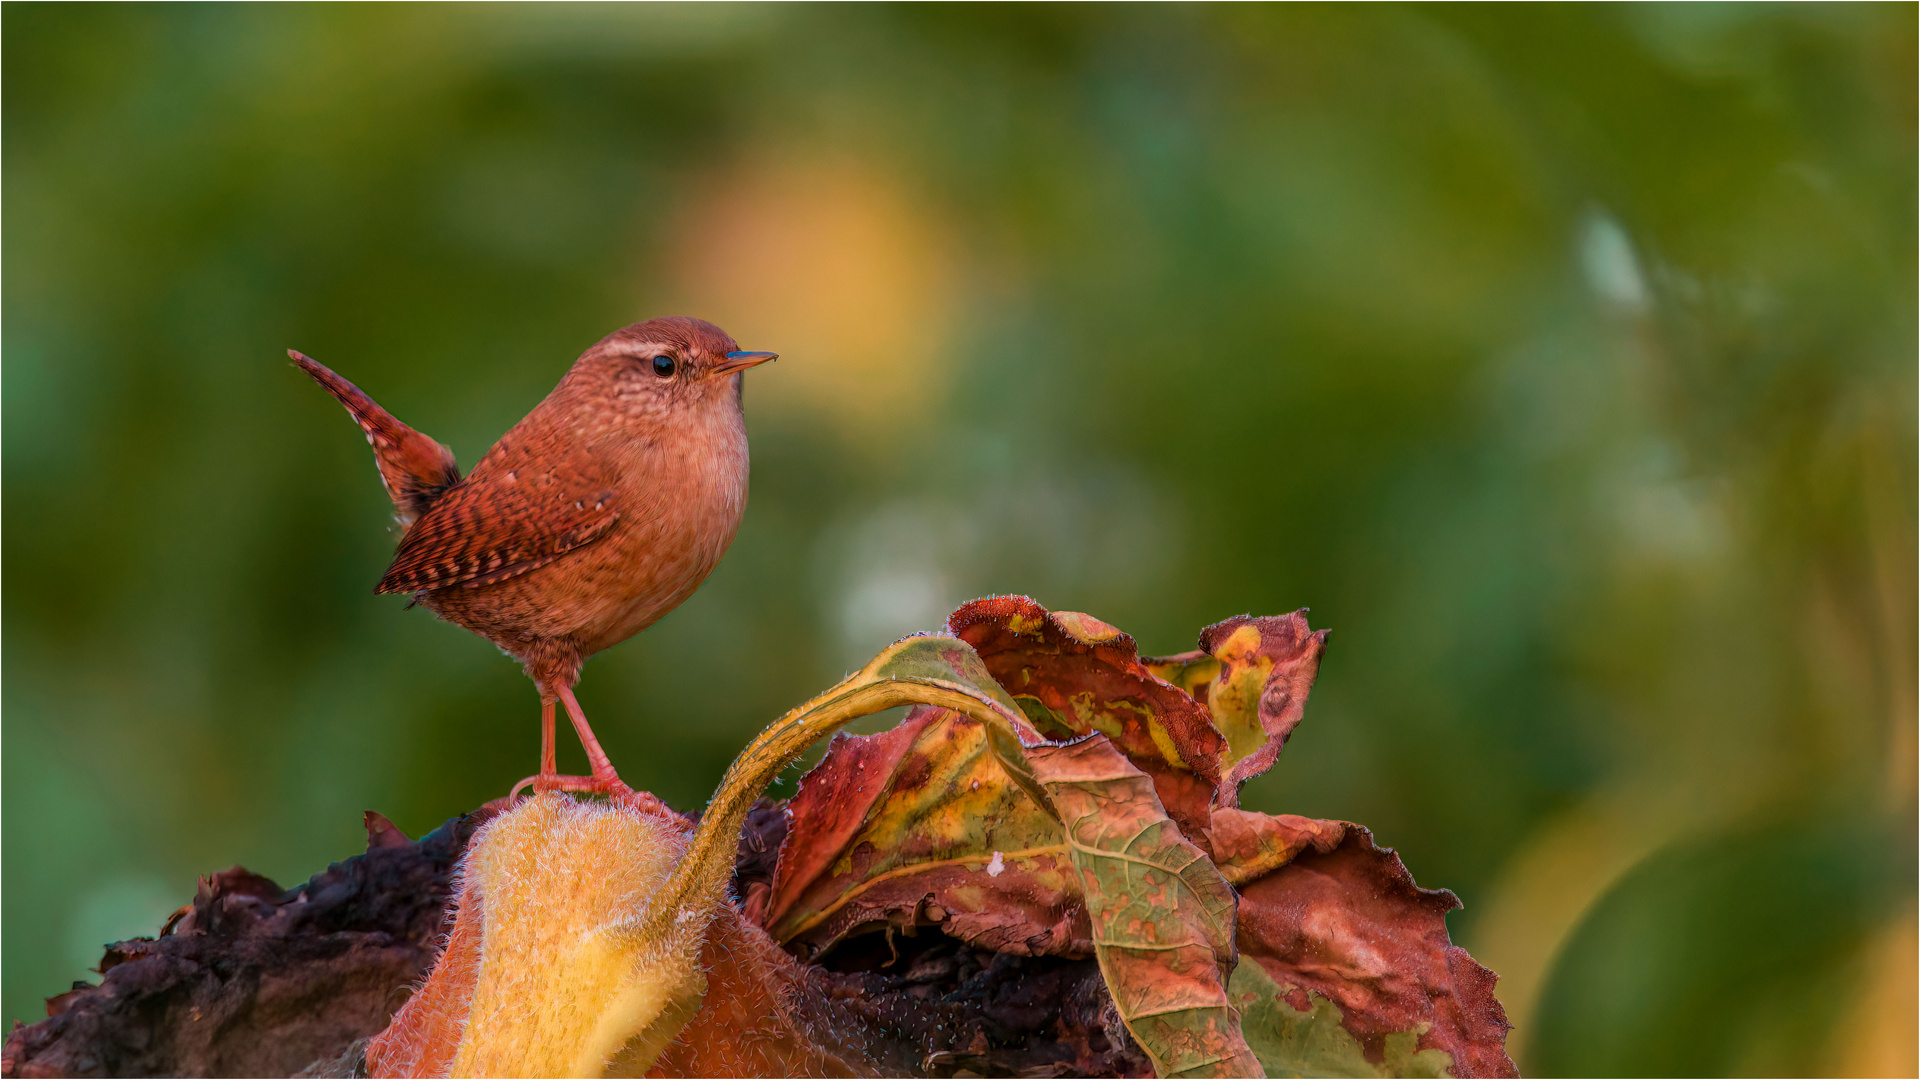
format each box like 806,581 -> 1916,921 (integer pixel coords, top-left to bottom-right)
713,350 -> 778,376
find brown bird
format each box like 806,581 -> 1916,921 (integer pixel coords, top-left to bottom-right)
292,317 -> 776,798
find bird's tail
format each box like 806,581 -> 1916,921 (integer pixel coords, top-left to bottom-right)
291,349 -> 462,528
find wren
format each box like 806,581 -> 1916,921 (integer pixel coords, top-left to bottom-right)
293,317 -> 776,798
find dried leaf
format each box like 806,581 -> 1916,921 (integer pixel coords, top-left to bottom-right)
764,705 -> 1083,959
644,905 -> 883,1078
954,599 -> 1331,829
1230,820 -> 1516,1078
653,632 -> 1050,959
951,596 -> 1226,838
365,809 -> 414,850
1205,810 -> 1346,887
1028,735 -> 1261,1079
1151,613 -> 1327,810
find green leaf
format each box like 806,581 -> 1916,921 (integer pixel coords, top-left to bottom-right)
1232,959 -> 1453,1079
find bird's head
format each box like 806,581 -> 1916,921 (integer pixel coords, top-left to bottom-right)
570,316 -> 777,427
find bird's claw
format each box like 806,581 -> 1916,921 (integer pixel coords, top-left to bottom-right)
510,771 -> 644,802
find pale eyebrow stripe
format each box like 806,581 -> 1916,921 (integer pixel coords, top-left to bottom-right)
603,344 -> 685,360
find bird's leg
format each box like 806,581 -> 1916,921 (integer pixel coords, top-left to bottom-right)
540,698 -> 558,781
510,698 -> 562,799
557,685 -> 632,797
511,686 -> 672,815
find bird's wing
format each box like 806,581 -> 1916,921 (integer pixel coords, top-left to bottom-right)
376,465 -> 624,594
293,351 -> 461,527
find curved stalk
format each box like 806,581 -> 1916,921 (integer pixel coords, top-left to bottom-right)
619,639 -> 1050,948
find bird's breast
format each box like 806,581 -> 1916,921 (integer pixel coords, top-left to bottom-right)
568,424 -> 750,652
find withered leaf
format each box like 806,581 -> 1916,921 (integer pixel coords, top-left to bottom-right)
764,705 -> 1084,959
1028,735 -> 1261,1079
1205,810 -> 1346,888
1230,820 -> 1516,1078
645,906 -> 884,1078
950,596 -> 1226,839
1144,613 -> 1327,811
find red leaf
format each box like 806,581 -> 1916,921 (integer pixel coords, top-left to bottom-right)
763,705 -> 1086,959
949,596 -> 1226,840
1195,613 -> 1328,808
1233,820 -> 1517,1077
1205,809 -> 1347,886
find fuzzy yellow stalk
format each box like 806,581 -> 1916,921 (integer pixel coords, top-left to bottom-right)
447,796 -> 692,1078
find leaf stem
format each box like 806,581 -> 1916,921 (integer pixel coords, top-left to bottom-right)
619,654 -> 1048,947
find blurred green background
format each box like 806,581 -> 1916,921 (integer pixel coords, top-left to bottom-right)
4,4 -> 1913,1075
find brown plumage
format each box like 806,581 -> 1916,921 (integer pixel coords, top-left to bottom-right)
293,317 -> 777,797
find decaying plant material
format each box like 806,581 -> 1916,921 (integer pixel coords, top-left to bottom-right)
3,597 -> 1516,1079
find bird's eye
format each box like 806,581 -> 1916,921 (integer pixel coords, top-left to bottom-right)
651,355 -> 676,378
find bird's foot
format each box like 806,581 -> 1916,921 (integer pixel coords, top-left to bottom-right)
508,771 -> 673,818
510,771 -> 624,797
